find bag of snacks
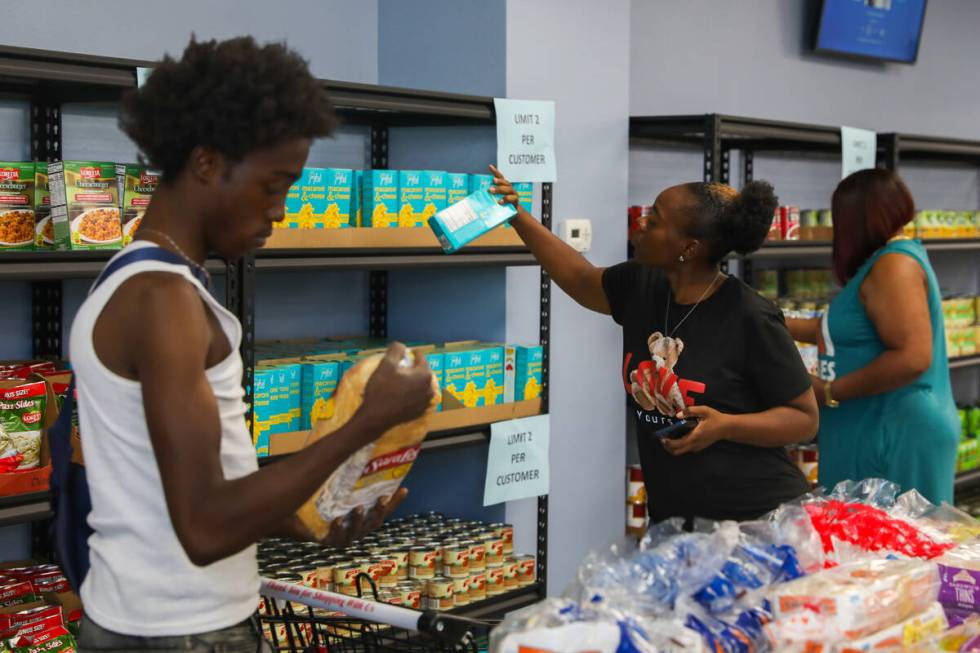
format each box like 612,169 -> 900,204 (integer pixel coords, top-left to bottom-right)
0,380 -> 47,471
296,352 -> 439,540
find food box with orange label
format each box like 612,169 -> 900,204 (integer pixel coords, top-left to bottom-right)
0,162 -> 35,252
33,163 -> 52,251
442,345 -> 504,408
117,164 -> 159,246
48,161 -> 121,251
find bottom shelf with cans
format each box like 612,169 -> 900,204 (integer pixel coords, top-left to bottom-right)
258,513 -> 538,618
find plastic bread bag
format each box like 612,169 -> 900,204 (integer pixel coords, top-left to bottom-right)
572,523 -> 739,615
935,539 -> 980,612
490,599 -> 706,653
760,503 -> 826,574
765,558 -> 940,644
684,607 -> 773,653
835,601 -> 947,652
296,352 -> 440,540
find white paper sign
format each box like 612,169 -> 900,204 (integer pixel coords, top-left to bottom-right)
483,414 -> 550,506
136,67 -> 152,88
494,98 -> 556,182
841,126 -> 877,179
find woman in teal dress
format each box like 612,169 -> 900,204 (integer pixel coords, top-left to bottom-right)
787,169 -> 959,504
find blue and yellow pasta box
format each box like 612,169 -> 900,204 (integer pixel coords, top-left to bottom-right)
363,169 -> 398,228
442,344 -> 504,408
428,189 -> 517,253
282,168 -> 327,229
397,170 -> 425,227
504,345 -> 544,402
351,170 -> 363,227
324,168 -> 353,228
423,171 -> 448,221
301,360 -> 340,429
513,182 -> 533,214
252,368 -> 274,456
447,173 -> 469,206
469,174 -> 493,194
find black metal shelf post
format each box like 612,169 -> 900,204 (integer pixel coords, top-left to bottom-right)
536,182 -> 553,595
368,125 -> 390,340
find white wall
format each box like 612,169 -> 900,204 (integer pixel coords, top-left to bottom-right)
506,0 -> 631,595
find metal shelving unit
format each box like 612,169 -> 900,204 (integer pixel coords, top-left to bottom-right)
0,46 -> 552,600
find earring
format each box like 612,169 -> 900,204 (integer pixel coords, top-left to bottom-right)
679,255 -> 685,262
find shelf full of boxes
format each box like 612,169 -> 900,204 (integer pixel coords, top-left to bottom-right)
625,114 -> 980,533
0,45 -> 551,618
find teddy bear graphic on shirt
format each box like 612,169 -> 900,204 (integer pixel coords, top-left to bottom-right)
629,332 -> 687,417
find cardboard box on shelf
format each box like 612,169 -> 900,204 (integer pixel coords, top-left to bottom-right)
365,170 -> 398,228
0,162 -> 35,252
48,161 -> 121,251
117,165 -> 159,246
504,345 -> 544,403
33,163 -> 51,251
447,173 -> 470,206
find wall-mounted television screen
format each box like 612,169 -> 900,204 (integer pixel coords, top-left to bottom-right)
815,0 -> 927,64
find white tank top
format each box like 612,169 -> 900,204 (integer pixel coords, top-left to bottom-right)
69,242 -> 259,636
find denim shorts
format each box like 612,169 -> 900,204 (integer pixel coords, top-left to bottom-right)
77,616 -> 272,652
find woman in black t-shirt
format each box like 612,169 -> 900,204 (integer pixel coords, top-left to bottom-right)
489,165 -> 818,525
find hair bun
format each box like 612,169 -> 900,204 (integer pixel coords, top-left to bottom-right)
718,181 -> 779,256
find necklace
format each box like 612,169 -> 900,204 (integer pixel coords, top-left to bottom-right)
139,228 -> 212,287
664,271 -> 723,337
887,234 -> 912,243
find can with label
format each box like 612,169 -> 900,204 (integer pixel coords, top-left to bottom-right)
314,561 -> 336,591
452,576 -> 470,607
627,465 -> 645,503
333,558 -> 362,592
409,546 -> 438,580
397,581 -> 423,610
368,548 -> 399,588
426,577 -> 455,611
462,539 -> 486,572
627,501 -> 647,538
515,555 -> 536,587
359,559 -> 387,585
390,548 -> 411,580
503,559 -> 520,590
485,534 -> 505,567
486,567 -> 506,596
441,541 -> 470,578
294,565 -> 319,588
469,572 -> 487,603
491,524 -> 514,555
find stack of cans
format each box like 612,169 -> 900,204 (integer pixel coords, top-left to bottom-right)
257,513 -> 537,612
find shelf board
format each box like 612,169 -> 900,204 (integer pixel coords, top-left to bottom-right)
0,491 -> 52,527
630,114 -> 842,153
741,238 -> 980,260
955,469 -> 980,493
950,355 -> 980,371
885,133 -> 980,164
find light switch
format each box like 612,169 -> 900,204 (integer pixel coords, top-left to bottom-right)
560,218 -> 592,252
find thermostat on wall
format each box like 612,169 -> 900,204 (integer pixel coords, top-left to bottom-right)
559,219 -> 592,252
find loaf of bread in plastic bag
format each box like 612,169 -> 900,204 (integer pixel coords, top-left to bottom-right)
296,352 -> 440,540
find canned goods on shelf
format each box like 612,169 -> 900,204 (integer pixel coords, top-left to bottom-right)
441,541 -> 470,578
486,567 -> 506,595
390,548 -> 411,580
468,572 -> 487,602
503,559 -> 520,590
515,555 -> 536,586
426,577 -> 455,611
452,577 -> 470,606
397,582 -> 423,610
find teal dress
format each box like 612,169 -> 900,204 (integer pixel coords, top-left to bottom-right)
817,239 -> 959,504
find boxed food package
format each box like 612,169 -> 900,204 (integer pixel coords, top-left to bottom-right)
442,344 -> 505,408
513,182 -> 533,214
48,161 -> 121,250
324,168 -> 353,229
0,379 -> 47,471
767,558 -> 940,643
447,173 -> 470,206
937,541 -> 980,613
300,360 -> 340,430
428,189 -> 517,253
425,352 -> 444,412
33,163 -> 51,250
364,170 -> 398,228
0,162 -> 35,252
469,174 -> 493,194
397,170 -> 425,227
252,368 -> 274,456
296,353 -> 440,540
117,165 -> 159,246
351,170 -> 363,227
837,601 -> 947,652
504,345 -> 543,403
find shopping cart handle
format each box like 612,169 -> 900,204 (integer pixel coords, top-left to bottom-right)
417,611 -> 487,644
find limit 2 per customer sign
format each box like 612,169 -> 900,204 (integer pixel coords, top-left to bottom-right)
494,98 -> 556,183
483,414 -> 550,506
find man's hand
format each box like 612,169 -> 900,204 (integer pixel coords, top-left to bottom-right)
662,406 -> 730,456
282,489 -> 409,548
359,343 -> 435,434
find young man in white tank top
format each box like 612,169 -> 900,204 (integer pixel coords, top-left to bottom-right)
72,37 -> 435,651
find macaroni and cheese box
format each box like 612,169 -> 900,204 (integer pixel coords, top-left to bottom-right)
351,170 -> 363,227
284,364 -> 302,432
469,174 -> 493,194
364,170 -> 398,228
252,368 -> 274,456
325,168 -> 353,229
442,345 -> 504,408
447,173 -> 469,206
301,360 -> 340,429
48,161 -> 121,251
504,345 -> 544,403
117,165 -> 159,246
423,170 -> 448,221
398,170 -> 425,227
0,162 -> 35,251
513,182 -> 533,214
33,162 -> 51,250
428,189 -> 517,253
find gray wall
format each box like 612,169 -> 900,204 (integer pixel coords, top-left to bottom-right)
506,0 -> 631,596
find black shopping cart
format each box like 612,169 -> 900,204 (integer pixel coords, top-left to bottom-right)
259,576 -> 493,652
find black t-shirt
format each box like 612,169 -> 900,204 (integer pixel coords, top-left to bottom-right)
603,261 -> 811,524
